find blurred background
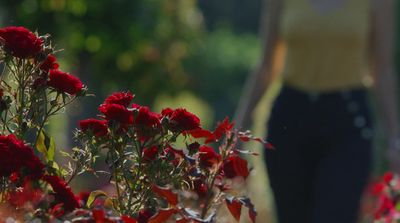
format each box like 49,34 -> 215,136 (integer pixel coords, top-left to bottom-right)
0,0 -> 399,222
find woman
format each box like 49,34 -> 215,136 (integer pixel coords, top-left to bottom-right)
235,0 -> 400,222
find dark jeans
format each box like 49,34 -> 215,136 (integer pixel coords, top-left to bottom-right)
265,85 -> 373,223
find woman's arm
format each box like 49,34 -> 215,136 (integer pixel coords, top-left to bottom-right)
234,0 -> 282,129
371,0 -> 400,169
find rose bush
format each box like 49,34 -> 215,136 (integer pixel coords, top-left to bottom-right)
370,172 -> 400,222
0,26 -> 270,222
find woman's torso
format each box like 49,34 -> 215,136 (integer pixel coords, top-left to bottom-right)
280,0 -> 371,92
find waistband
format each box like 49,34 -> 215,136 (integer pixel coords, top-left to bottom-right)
280,84 -> 368,103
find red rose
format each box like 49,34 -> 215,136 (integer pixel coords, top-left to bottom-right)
40,54 -> 59,72
383,172 -> 394,184
161,107 -> 174,116
198,145 -> 221,168
375,195 -> 395,220
0,134 -> 44,178
134,106 -> 161,127
104,91 -> 134,107
143,146 -> 158,162
42,175 -> 80,211
168,108 -> 200,132
0,26 -> 43,58
79,119 -> 108,137
7,180 -> 44,208
371,182 -> 385,195
222,155 -> 249,179
48,70 -> 83,95
99,103 -> 133,124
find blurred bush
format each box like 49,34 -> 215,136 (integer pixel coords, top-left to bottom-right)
185,28 -> 261,121
0,0 -> 204,106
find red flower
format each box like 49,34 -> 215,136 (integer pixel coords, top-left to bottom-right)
383,172 -> 394,184
0,134 -> 44,178
134,106 -> 161,127
48,70 -> 83,95
99,103 -> 133,124
222,155 -> 249,179
198,145 -> 221,168
161,107 -> 174,116
375,195 -> 395,220
143,146 -> 158,162
42,175 -> 80,212
7,180 -> 43,208
40,54 -> 59,72
79,119 -> 108,137
104,91 -> 134,107
168,108 -> 200,132
371,182 -> 385,196
0,26 -> 43,58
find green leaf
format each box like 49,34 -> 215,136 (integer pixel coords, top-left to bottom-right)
36,130 -> 56,161
36,131 -> 47,156
86,190 -> 108,208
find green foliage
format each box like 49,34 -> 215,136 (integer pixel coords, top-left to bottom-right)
0,0 -> 263,127
0,0 -> 203,105
185,29 -> 261,120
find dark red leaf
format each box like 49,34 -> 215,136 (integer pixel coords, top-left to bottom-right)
213,117 -> 235,140
238,197 -> 257,223
249,208 -> 257,223
187,128 -> 214,139
151,185 -> 179,206
238,131 -> 275,150
226,197 -> 242,222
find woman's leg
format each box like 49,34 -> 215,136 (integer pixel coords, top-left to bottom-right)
311,90 -> 373,223
311,136 -> 371,223
265,87 -> 318,223
265,135 -> 316,223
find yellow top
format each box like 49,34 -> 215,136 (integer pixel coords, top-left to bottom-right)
280,0 -> 371,92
